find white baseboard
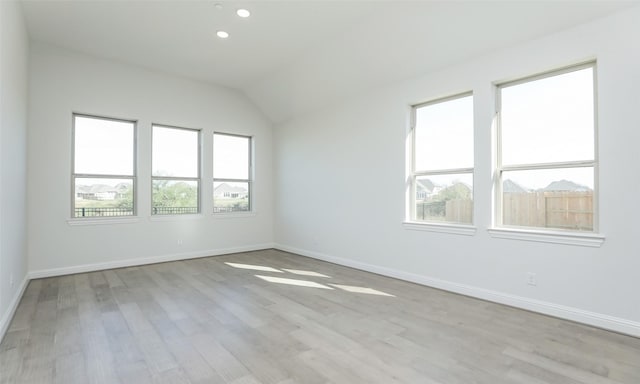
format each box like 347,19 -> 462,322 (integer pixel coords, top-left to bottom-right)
0,275 -> 29,343
29,243 -> 276,279
274,243 -> 640,338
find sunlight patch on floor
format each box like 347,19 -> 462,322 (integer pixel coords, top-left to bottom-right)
255,275 -> 334,289
329,284 -> 395,297
225,262 -> 283,273
282,269 -> 331,278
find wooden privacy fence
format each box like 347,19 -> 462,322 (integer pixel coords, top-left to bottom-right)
416,191 -> 593,230
446,199 -> 473,223
503,191 -> 593,231
416,199 -> 473,223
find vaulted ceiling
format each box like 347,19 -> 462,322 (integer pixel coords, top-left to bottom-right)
21,1 -> 635,123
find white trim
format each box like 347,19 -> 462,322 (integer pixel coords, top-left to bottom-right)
274,244 -> 639,338
213,212 -> 257,219
67,217 -> 140,226
495,62 -> 599,233
28,243 -> 276,279
149,214 -> 204,222
488,228 -> 605,247
403,221 -> 476,236
0,275 -> 29,343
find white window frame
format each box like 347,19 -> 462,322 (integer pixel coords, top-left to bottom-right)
406,92 -> 475,232
71,113 -> 137,219
492,61 -> 603,245
151,124 -> 201,216
213,132 -> 253,214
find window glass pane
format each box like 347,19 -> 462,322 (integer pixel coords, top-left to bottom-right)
74,178 -> 133,217
502,167 -> 593,231
501,67 -> 594,165
214,134 -> 250,180
415,173 -> 473,224
74,116 -> 134,175
414,95 -> 473,171
214,182 -> 250,213
152,126 -> 199,177
152,180 -> 198,215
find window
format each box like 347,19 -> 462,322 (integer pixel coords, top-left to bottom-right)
152,125 -> 200,215
410,93 -> 474,224
73,114 -> 136,218
496,63 -> 596,232
213,133 -> 251,213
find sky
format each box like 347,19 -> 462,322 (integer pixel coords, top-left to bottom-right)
414,66 -> 595,190
152,125 -> 199,177
78,66 -> 593,192
414,94 -> 474,172
74,116 -> 250,187
74,115 -> 134,177
213,133 -> 250,180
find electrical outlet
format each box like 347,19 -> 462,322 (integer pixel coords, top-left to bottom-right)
177,239 -> 183,246
9,273 -> 14,288
527,272 -> 537,286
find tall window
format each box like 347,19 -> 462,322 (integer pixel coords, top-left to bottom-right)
497,63 -> 596,232
73,114 -> 136,218
410,93 -> 474,224
213,133 -> 252,213
152,125 -> 200,215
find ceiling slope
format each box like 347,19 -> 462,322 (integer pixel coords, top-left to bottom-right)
21,1 -> 636,123
245,1 -> 636,123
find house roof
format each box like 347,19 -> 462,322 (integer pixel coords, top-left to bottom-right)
214,183 -> 248,194
76,184 -> 115,194
416,178 -> 437,193
503,179 -> 528,193
76,182 -> 130,194
542,179 -> 592,192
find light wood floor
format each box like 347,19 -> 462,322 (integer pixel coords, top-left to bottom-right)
1,249 -> 639,384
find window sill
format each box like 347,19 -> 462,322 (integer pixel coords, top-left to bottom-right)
149,214 -> 204,222
213,211 -> 256,219
488,227 -> 605,247
67,217 -> 140,226
403,221 -> 477,236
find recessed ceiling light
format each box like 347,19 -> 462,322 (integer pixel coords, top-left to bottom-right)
216,30 -> 229,39
236,8 -> 251,18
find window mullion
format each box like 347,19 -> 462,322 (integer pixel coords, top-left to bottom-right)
213,133 -> 252,214
74,173 -> 135,179
72,114 -> 136,219
501,160 -> 595,172
413,168 -> 474,177
409,93 -> 474,225
496,63 -> 596,232
151,124 -> 201,215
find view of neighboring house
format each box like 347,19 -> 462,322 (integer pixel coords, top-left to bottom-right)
502,179 -> 528,193
415,178 -> 441,200
502,179 -> 593,231
542,179 -> 591,192
213,183 -> 248,199
416,179 -> 472,202
76,183 -> 129,201
503,178 -> 592,193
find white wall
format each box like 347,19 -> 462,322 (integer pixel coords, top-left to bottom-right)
0,1 -> 29,337
246,2 -> 633,124
274,7 -> 640,335
27,43 -> 274,275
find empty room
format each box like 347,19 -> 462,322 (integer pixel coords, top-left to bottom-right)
1,1 -> 639,383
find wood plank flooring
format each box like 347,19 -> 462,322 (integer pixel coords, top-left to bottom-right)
1,249 -> 639,383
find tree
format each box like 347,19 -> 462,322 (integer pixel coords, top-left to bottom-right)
432,182 -> 471,202
116,183 -> 133,209
152,181 -> 197,208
